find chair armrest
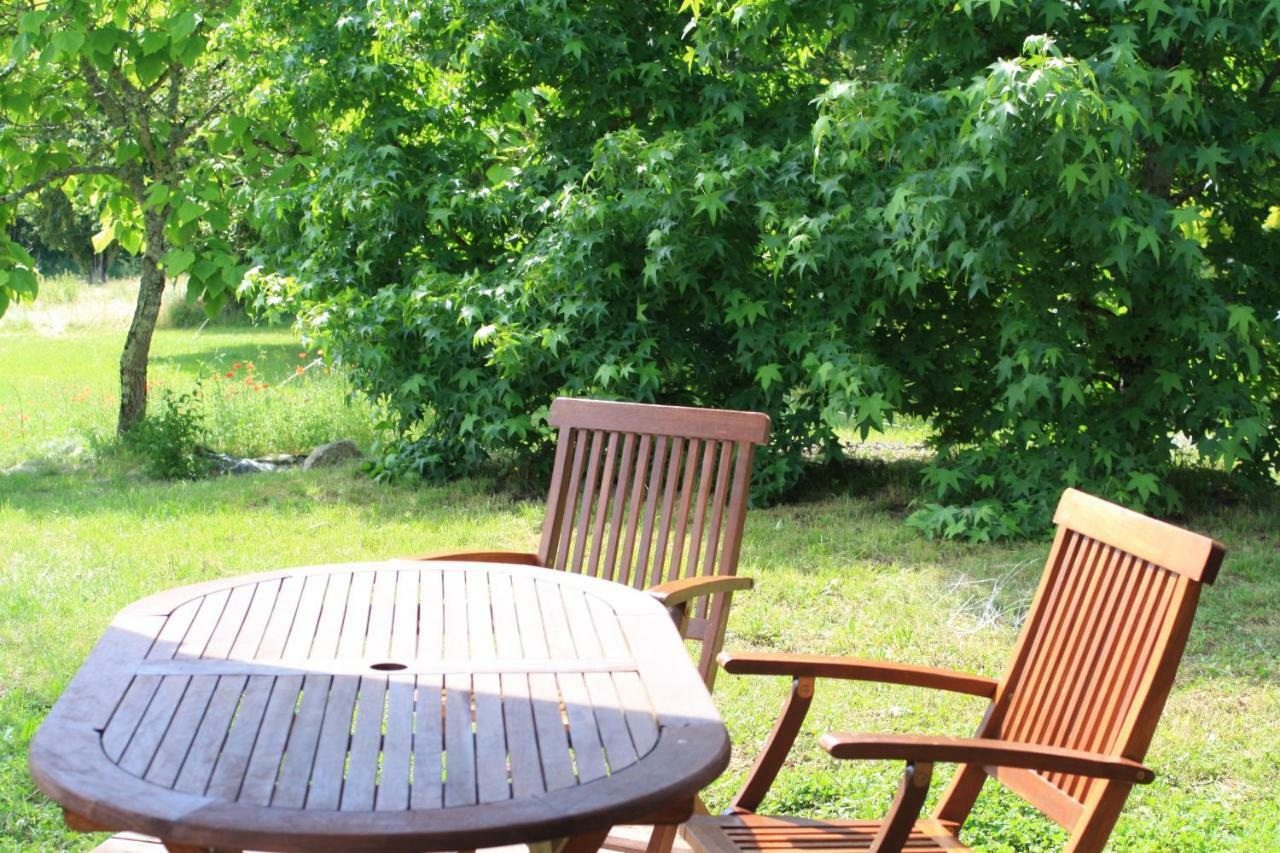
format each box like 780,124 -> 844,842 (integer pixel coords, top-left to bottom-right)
716,652 -> 998,698
403,550 -> 542,565
820,733 -> 1155,784
647,575 -> 754,607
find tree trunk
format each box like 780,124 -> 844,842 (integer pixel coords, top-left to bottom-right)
117,210 -> 167,434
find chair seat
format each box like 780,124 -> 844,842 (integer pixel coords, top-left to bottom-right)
684,814 -> 968,852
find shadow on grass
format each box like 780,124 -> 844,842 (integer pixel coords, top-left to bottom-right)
150,340 -> 310,383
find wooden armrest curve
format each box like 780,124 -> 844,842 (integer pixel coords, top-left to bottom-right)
820,733 -> 1155,784
716,652 -> 998,698
648,575 -> 754,606
403,550 -> 543,565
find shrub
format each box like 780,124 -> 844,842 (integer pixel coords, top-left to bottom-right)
246,0 -> 1280,537
124,386 -> 209,480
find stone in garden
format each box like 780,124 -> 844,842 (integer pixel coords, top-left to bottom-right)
255,453 -> 305,466
302,440 -> 362,470
228,457 -> 277,475
3,458 -> 58,476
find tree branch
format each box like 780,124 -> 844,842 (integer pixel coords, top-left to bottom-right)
1261,60 -> 1280,98
0,164 -> 123,207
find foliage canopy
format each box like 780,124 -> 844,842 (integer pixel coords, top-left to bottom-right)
0,0 -> 298,430
252,1 -> 1274,534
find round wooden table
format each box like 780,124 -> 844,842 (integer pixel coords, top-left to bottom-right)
29,560 -> 731,852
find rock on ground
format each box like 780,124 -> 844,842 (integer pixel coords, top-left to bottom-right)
302,440 -> 362,470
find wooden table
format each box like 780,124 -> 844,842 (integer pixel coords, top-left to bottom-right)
29,560 -> 731,852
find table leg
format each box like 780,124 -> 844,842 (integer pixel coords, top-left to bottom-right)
532,827 -> 609,853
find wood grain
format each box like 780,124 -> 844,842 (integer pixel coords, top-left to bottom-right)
30,560 -> 730,853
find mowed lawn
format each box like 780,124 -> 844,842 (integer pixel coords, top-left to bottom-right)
2,304 -> 1278,850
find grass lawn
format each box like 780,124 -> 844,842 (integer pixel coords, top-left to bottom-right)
0,279 -> 375,469
2,282 -> 1278,851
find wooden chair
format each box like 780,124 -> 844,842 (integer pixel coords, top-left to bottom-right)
415,397 -> 770,690
415,398 -> 770,853
685,488 -> 1225,853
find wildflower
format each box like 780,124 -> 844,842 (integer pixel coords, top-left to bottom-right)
295,366 -> 305,375
225,371 -> 234,378
299,352 -> 308,359
233,362 -> 242,370
246,361 -> 256,371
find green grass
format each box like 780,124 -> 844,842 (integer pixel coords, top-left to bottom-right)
1,280 -> 1278,851
2,466 -> 1276,851
0,312 -> 376,468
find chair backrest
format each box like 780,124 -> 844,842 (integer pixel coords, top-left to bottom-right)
537,397 -> 771,684
936,488 -> 1225,852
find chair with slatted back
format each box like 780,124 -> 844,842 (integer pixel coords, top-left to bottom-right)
684,488 -> 1225,853
414,397 -> 771,687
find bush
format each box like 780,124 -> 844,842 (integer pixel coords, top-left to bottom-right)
246,0 -> 1280,536
124,386 -> 209,480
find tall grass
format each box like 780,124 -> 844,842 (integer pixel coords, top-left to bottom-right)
0,275 -> 377,467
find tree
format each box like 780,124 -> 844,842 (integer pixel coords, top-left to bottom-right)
28,187 -> 118,282
244,1 -> 1276,535
0,0 -> 258,432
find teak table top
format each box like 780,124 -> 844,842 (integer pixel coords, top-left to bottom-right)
29,561 -> 731,852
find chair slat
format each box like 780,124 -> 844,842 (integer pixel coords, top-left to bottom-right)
650,437 -> 687,587
631,434 -> 669,590
537,425 -> 576,566
615,433 -> 652,588
586,432 -> 622,578
553,428 -> 590,571
513,399 -> 769,689
681,439 -> 719,582
569,430 -> 606,574
601,432 -> 637,582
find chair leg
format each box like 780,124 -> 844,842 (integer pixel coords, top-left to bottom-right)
644,824 -> 679,853
869,761 -> 933,853
728,676 -> 815,813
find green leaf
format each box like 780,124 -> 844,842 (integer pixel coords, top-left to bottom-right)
168,12 -> 200,42
19,11 -> 49,34
51,29 -> 86,56
92,223 -> 117,253
140,30 -> 169,56
162,248 -> 196,275
755,363 -> 783,392
1060,162 -> 1087,198
117,226 -> 143,255
9,267 -> 37,296
1059,376 -> 1085,409
485,165 -> 516,187
176,201 -> 203,225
